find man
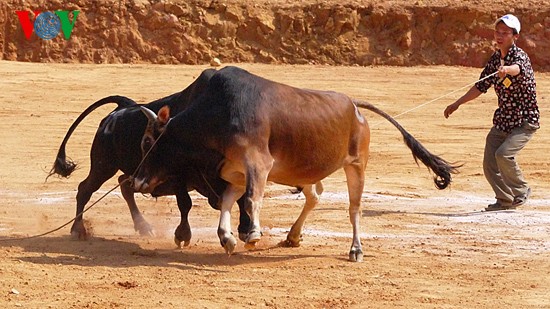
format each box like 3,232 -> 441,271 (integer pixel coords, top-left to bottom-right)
444,14 -> 540,211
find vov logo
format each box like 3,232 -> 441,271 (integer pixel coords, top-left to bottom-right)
16,10 -> 80,40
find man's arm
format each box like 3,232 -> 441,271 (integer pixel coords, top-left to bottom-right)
444,85 -> 483,118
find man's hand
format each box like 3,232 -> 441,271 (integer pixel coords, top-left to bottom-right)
498,65 -> 508,79
444,102 -> 460,118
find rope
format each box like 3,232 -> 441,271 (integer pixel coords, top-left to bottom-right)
370,71 -> 498,128
130,118 -> 170,180
0,114 -> 169,242
0,181 -> 123,242
2,71 -> 499,241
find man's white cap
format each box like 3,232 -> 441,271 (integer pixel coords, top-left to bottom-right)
496,14 -> 521,34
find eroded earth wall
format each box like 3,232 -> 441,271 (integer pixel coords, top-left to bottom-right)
1,0 -> 549,71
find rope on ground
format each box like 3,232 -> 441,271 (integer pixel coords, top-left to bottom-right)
0,114 -> 167,242
0,181 -> 123,242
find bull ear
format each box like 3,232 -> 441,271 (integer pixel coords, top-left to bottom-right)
158,106 -> 170,126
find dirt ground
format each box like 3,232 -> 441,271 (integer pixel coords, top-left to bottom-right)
0,61 -> 549,308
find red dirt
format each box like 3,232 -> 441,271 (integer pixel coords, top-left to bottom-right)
1,0 -> 550,308
1,0 -> 550,70
0,62 -> 549,308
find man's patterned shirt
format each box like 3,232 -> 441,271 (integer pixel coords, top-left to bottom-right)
475,44 -> 540,133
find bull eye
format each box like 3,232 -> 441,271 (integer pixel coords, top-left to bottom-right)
142,137 -> 153,153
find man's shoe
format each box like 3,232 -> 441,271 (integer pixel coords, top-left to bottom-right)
485,202 -> 515,211
512,187 -> 531,207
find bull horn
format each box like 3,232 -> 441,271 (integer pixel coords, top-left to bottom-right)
140,106 -> 157,123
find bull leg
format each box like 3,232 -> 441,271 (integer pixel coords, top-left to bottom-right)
71,180 -> 95,240
236,196 -> 252,243
344,163 -> 366,262
118,174 -> 154,236
284,182 -> 323,247
242,160 -> 272,250
217,184 -> 244,255
174,190 -> 193,248
71,169 -> 116,240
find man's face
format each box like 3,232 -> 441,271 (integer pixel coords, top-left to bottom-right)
494,22 -> 518,50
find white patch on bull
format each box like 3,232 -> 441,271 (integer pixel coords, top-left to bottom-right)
101,109 -> 126,134
354,104 -> 365,124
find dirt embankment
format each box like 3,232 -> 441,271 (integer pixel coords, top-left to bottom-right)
1,0 -> 550,71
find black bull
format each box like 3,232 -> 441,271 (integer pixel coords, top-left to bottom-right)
134,66 -> 460,262
48,69 -> 251,247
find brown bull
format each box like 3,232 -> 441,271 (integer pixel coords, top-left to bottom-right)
134,66 -> 459,262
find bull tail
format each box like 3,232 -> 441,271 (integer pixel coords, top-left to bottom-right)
352,99 -> 461,190
47,95 -> 137,180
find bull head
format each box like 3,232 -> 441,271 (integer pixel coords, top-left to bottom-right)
139,106 -> 171,156
133,105 -> 172,193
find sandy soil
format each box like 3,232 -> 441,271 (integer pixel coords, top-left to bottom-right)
0,61 -> 549,308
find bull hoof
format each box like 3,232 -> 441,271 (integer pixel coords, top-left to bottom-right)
135,220 -> 155,237
174,237 -> 182,248
238,232 -> 248,243
244,241 -> 257,250
174,225 -> 192,248
70,230 -> 88,241
70,222 -> 89,240
281,238 -> 301,248
222,236 -> 237,255
349,249 -> 363,262
284,233 -> 302,247
243,231 -> 261,251
174,236 -> 191,248
246,231 -> 262,243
